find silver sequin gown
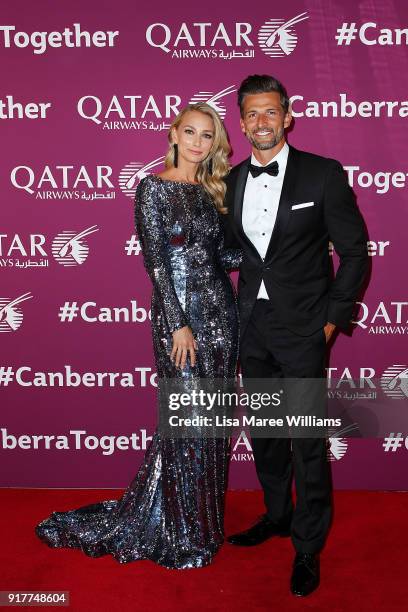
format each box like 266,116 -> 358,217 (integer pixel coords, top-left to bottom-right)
35,174 -> 242,569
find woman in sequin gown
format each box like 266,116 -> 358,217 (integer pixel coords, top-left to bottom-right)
35,103 -> 242,569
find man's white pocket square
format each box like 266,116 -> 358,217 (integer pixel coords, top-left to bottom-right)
291,202 -> 315,210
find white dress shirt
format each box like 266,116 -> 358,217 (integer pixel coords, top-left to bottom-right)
242,142 -> 289,299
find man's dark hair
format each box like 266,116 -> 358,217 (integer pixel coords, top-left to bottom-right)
237,74 -> 290,117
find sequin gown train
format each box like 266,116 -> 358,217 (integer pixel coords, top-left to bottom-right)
35,174 -> 242,569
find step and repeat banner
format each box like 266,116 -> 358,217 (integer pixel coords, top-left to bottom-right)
1,0 -> 407,489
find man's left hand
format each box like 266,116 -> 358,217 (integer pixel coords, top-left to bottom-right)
324,322 -> 336,343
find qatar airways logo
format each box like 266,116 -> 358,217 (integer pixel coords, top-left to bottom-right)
188,85 -> 236,120
230,428 -> 349,462
258,12 -> 309,57
327,364 -> 408,401
0,227 -> 99,269
77,85 -> 236,129
0,292 -> 33,333
231,430 -> 254,462
77,94 -> 180,130
145,13 -> 309,59
119,157 -> 165,199
380,365 -> 408,400
327,427 -> 351,461
353,301 -> 408,334
10,165 -> 116,200
0,24 -> 119,54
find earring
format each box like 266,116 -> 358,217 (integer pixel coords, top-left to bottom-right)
208,158 -> 213,175
173,143 -> 178,168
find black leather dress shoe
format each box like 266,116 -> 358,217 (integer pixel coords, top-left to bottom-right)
227,514 -> 291,546
290,553 -> 320,596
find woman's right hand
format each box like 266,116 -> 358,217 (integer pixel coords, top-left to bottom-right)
171,326 -> 198,369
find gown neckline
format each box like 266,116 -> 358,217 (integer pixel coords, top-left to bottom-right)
149,174 -> 202,187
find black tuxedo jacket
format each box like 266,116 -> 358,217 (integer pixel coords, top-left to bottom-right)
222,144 -> 369,338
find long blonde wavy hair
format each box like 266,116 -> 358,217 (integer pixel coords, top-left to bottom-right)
164,103 -> 231,213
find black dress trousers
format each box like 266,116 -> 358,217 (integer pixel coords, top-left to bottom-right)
240,299 -> 332,554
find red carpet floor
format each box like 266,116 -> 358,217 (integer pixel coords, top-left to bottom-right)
1,489 -> 407,611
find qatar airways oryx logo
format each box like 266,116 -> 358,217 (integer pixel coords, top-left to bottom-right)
52,226 -> 99,266
327,429 -> 349,461
327,422 -> 360,461
119,157 -> 165,199
10,165 -> 116,200
258,12 -> 309,57
145,13 -> 309,59
381,365 -> 408,399
0,293 -> 33,333
188,85 -> 236,120
0,227 -> 99,269
353,301 -> 408,334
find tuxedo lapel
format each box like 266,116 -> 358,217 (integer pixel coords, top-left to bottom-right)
233,158 -> 262,261
264,145 -> 298,263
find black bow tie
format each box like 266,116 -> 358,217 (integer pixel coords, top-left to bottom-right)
249,160 -> 279,178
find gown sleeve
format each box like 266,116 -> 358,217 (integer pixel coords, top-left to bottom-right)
216,212 -> 242,270
218,242 -> 243,270
134,177 -> 188,334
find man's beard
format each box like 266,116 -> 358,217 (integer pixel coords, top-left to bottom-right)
247,126 -> 284,150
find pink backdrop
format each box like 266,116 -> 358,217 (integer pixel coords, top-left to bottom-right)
1,0 -> 407,489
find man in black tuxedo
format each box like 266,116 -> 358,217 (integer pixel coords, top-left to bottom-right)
223,75 -> 368,596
